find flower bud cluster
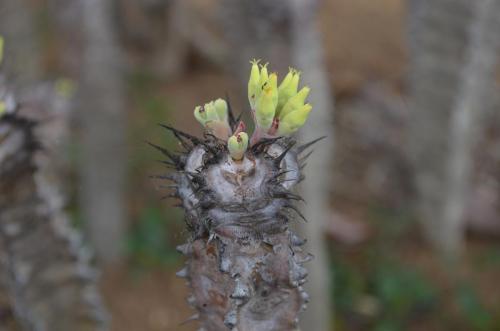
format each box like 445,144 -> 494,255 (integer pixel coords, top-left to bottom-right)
248,60 -> 312,136
193,59 -> 313,161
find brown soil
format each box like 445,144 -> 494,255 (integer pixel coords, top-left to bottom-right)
101,266 -> 196,331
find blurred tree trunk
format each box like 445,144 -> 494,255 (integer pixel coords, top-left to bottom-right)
220,1 -> 333,329
0,0 -> 41,86
220,0 -> 292,85
1,1 -> 111,328
46,0 -> 84,78
153,0 -> 190,80
408,0 -> 500,257
0,79 -> 109,330
290,1 -> 334,330
442,0 -> 500,256
79,0 -> 128,263
0,2 -> 39,328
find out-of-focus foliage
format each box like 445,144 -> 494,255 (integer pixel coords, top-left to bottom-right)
332,250 -> 437,330
456,283 -> 493,331
127,206 -> 181,268
330,204 -> 500,331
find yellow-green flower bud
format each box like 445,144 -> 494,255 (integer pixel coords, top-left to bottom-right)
0,101 -> 6,117
227,131 -> 249,161
277,103 -> 312,136
194,100 -> 231,139
204,101 -> 219,122
194,105 -> 207,124
248,59 -> 261,109
277,68 -> 300,113
259,63 -> 269,88
279,86 -> 310,119
255,73 -> 278,130
214,98 -> 228,121
278,68 -> 294,92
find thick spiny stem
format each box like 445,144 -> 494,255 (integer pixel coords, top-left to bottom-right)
0,113 -> 108,331
154,128 -> 322,330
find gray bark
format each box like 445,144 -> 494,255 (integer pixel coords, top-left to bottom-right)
159,134 -> 312,331
441,0 -> 500,256
407,0 -> 472,256
79,0 -> 128,263
408,0 -> 500,257
0,81 -> 108,331
290,1 -> 334,330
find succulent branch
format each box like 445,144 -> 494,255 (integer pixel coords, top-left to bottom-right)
0,40 -> 108,330
152,61 -> 319,330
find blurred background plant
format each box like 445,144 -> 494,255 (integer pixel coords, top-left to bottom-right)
0,0 -> 500,330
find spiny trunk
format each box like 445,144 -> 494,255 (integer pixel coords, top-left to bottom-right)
0,100 -> 108,330
152,127 -> 321,330
217,3 -> 333,328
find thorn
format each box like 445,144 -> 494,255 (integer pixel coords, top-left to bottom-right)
159,124 -> 193,151
300,290 -> 310,303
250,136 -> 282,154
159,124 -> 202,146
295,253 -> 314,264
159,184 -> 177,189
267,170 -> 293,183
231,279 -> 250,299
277,177 -> 301,184
146,141 -> 183,167
290,233 -> 307,246
276,191 -> 304,202
180,313 -> 199,325
220,257 -> 231,273
176,243 -> 192,255
183,171 -> 206,186
225,92 -> 236,129
234,111 -> 243,129
292,264 -> 308,280
298,150 -> 314,163
296,136 -> 326,155
161,192 -> 179,200
271,189 -> 303,202
274,141 -> 296,167
157,160 -> 177,169
224,310 -> 237,329
149,174 -> 177,182
176,267 -> 189,278
285,203 -> 307,222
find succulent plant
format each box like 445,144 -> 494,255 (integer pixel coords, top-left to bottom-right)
151,60 -> 322,330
